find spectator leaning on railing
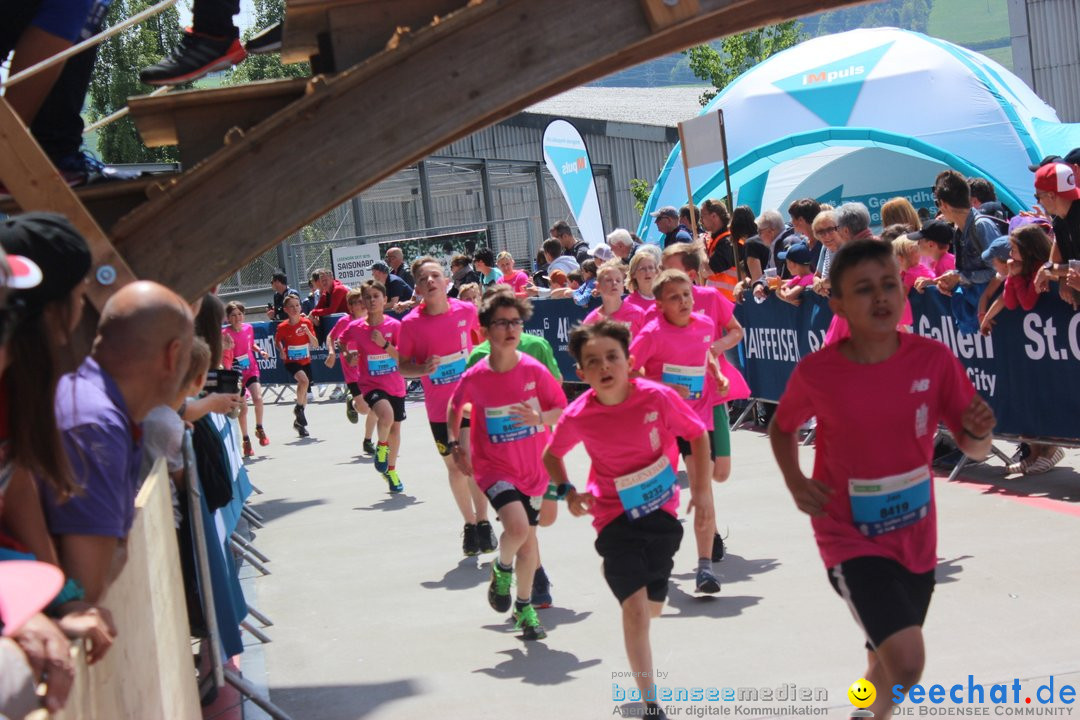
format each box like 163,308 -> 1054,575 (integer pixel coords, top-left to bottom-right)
1032,162 -> 1080,309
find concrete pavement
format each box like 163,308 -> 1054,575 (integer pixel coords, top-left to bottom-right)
240,394 -> 1080,720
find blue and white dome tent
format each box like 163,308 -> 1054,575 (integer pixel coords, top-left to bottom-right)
638,27 -> 1080,242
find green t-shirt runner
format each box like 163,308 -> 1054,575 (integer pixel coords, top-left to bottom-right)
466,332 -> 562,380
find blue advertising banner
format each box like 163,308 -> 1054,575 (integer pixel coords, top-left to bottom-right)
734,288 -> 1080,443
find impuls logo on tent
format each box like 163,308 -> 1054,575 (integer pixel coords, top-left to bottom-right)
773,42 -> 894,126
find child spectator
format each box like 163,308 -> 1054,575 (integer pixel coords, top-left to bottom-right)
496,251 -> 531,296
584,260 -> 646,336
980,225 -> 1053,325
572,260 -> 597,307
911,220 -> 956,292
893,238 -> 935,293
775,242 -> 815,306
545,270 -> 574,299
543,320 -> 712,720
879,223 -> 911,243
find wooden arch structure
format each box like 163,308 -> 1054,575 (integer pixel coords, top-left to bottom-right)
1,0 -> 868,305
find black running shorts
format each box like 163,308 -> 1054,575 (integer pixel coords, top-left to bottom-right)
485,481 -> 541,526
827,555 -> 935,651
284,362 -> 312,383
429,419 -> 470,456
363,389 -> 406,422
595,511 -> 683,604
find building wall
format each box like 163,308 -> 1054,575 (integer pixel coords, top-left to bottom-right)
1012,0 -> 1080,122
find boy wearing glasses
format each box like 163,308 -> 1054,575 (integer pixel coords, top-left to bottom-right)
447,292 -> 567,640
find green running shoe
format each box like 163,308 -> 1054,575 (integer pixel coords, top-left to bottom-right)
513,603 -> 547,641
487,562 -> 513,612
383,469 -> 403,493
345,392 -> 358,424
374,443 -> 390,473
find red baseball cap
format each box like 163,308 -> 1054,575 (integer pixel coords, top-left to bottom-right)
0,560 -> 64,636
1034,162 -> 1080,201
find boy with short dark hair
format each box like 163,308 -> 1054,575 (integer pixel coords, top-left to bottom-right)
769,239 -> 995,719
448,292 -> 567,640
544,320 -> 711,720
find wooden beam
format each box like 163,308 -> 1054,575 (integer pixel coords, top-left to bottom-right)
282,0 -> 469,68
0,98 -> 136,309
111,0 -> 872,301
640,0 -> 702,31
129,78 -> 308,167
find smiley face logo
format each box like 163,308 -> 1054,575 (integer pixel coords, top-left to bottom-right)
848,678 -> 876,709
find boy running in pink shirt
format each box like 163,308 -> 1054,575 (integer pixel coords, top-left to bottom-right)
543,320 -> 712,720
325,289 -> 378,453
340,281 -> 408,493
630,269 -> 728,595
770,239 -> 995,719
398,256 -> 496,556
661,243 -> 749,565
584,259 -> 647,336
223,301 -> 271,456
447,292 -> 567,640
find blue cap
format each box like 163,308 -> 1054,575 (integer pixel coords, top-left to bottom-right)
981,235 -> 1011,264
777,241 -> 813,265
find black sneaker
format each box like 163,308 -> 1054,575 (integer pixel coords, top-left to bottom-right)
488,562 -> 513,613
245,22 -> 282,54
139,30 -> 247,86
294,420 -> 309,438
531,566 -> 552,609
362,438 -> 376,455
476,520 -> 498,554
55,151 -> 141,187
711,533 -> 725,562
462,523 -> 480,557
293,404 -> 308,427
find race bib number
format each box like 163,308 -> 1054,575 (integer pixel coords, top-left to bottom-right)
849,466 -> 931,537
430,351 -> 466,385
367,353 -> 398,376
287,344 -> 310,361
484,400 -> 540,444
234,353 -> 251,370
614,455 -> 677,520
662,363 -> 706,400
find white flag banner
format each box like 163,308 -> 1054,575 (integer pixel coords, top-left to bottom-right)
679,110 -> 726,168
542,119 -> 605,248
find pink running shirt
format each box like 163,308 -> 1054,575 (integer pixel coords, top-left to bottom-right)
901,264 -> 935,293
451,354 -> 567,495
222,324 -> 259,380
785,273 -> 815,288
328,314 -> 363,384
623,291 -> 658,323
774,333 -> 975,573
546,377 -> 705,531
498,271 -> 531,294
397,298 -> 480,422
922,252 -> 956,276
630,312 -> 717,429
340,316 -> 406,396
690,284 -> 750,402
583,300 -> 647,337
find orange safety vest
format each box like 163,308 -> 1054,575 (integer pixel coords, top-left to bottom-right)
704,230 -> 739,302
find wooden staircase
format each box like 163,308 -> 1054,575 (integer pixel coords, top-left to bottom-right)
0,0 -> 869,304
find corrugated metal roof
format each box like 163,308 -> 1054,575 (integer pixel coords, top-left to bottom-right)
525,86 -> 709,128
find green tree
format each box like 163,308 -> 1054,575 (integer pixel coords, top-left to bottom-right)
630,178 -> 651,216
88,0 -> 183,163
685,21 -> 804,107
226,0 -> 309,83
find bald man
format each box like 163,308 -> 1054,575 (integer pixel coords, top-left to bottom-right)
42,281 -> 194,604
